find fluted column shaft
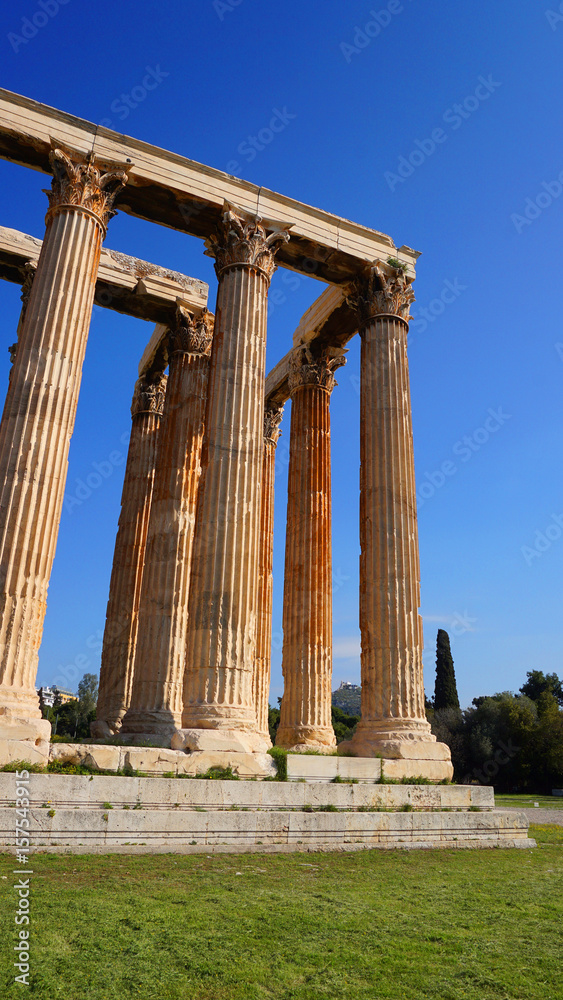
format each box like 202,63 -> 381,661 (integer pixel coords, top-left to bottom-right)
276,351 -> 343,750
181,210 -> 289,747
0,147 -> 127,726
92,372 -> 167,737
342,263 -> 437,757
253,403 -> 283,740
122,309 -> 213,737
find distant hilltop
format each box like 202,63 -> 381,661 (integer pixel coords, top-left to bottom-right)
332,681 -> 361,715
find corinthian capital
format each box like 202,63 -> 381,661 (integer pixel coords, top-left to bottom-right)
45,146 -> 129,233
347,261 -> 415,325
264,402 -> 284,445
168,306 -> 214,356
205,206 -> 290,283
288,346 -> 346,395
131,371 -> 168,418
20,261 -> 37,315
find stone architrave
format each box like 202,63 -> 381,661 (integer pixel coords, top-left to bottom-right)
340,262 -> 452,775
0,146 -> 128,741
276,348 -> 344,751
91,370 -> 167,738
121,307 -> 214,739
177,208 -> 290,754
253,402 -> 284,742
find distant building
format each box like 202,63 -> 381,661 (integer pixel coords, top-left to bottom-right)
37,685 -> 77,708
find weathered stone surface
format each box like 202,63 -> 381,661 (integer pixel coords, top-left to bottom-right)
172,728 -> 269,754
286,754 -> 382,783
0,148 -> 127,730
339,263 -> 451,774
0,709 -> 51,744
123,747 -> 181,774
253,403 -> 283,741
122,309 -> 213,738
82,746 -> 122,772
0,738 -> 49,766
382,758 -> 453,782
177,751 -> 276,779
93,371 -> 167,738
0,771 -> 533,854
276,349 -> 345,751
182,211 -> 289,742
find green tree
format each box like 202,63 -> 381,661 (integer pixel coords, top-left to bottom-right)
433,630 -> 460,711
520,670 -> 563,707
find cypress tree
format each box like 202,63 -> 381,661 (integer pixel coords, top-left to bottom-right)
434,629 -> 460,710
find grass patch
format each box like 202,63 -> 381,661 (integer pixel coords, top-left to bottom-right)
495,794 -> 563,810
267,746 -> 287,780
0,831 -> 561,999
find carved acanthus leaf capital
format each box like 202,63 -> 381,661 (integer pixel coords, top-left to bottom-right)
346,261 -> 415,326
264,402 -> 284,445
131,371 -> 168,418
205,207 -> 290,283
288,347 -> 346,395
45,146 -> 129,234
168,306 -> 214,356
20,261 -> 37,314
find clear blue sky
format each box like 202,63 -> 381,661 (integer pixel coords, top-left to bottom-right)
0,0 -> 561,709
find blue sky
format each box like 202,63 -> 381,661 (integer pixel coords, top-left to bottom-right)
0,0 -> 561,709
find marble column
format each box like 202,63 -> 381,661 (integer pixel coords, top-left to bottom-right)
340,262 -> 451,773
121,307 -> 214,739
253,401 -> 283,742
178,208 -> 290,754
7,263 -> 37,375
0,146 -> 128,740
91,369 -> 167,738
276,348 -> 344,751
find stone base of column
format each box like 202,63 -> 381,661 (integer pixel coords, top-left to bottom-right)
275,725 -> 336,753
338,720 -> 453,781
90,718 -> 122,740
171,728 -> 270,755
120,709 -> 181,740
0,707 -> 51,766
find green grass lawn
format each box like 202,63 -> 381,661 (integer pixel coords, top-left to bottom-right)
495,794 -> 563,810
1,826 -> 562,1000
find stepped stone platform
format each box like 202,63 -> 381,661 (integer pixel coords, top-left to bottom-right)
0,774 -> 535,855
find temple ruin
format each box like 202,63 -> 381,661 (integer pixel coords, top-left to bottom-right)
0,88 -> 455,781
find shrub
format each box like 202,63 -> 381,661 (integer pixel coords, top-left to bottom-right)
268,747 -> 288,780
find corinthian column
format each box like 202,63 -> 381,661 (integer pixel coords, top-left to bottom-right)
91,370 -> 167,738
0,146 -> 128,740
122,307 -> 214,739
179,208 -> 290,754
340,262 -> 451,774
276,348 -> 344,751
253,402 -> 283,742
